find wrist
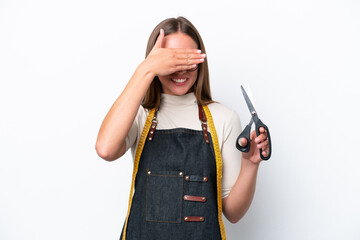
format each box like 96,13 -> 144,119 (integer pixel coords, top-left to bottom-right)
138,59 -> 156,80
241,156 -> 260,170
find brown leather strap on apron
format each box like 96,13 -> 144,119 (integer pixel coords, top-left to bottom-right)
183,195 -> 207,202
184,216 -> 205,222
147,109 -> 158,141
198,105 -> 210,144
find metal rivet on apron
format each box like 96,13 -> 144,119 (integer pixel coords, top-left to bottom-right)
150,131 -> 154,134
203,177 -> 208,182
149,137 -> 152,140
200,217 -> 203,221
203,127 -> 206,130
204,133 -> 207,136
205,140 -> 209,143
179,172 -> 183,176
185,176 -> 189,181
184,196 -> 188,200
202,197 -> 206,201
151,125 -> 155,128
184,217 -> 188,221
147,170 -> 151,175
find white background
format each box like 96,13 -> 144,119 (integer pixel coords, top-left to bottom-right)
1,0 -> 359,239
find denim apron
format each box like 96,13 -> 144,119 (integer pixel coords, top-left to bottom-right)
120,105 -> 227,240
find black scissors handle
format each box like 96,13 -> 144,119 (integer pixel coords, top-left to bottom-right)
236,120 -> 252,153
255,119 -> 271,161
235,118 -> 272,161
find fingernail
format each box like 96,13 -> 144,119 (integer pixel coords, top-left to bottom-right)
201,53 -> 206,58
197,49 -> 201,53
199,58 -> 204,62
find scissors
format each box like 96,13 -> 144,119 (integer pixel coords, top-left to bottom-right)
236,85 -> 272,160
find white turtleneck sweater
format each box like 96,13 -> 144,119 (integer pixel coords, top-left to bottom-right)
125,92 -> 242,199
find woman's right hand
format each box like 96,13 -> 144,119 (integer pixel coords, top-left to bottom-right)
143,29 -> 206,77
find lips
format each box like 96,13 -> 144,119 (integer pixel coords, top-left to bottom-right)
171,78 -> 187,83
171,76 -> 189,85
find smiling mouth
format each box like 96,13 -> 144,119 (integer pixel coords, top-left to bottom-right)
171,78 -> 188,83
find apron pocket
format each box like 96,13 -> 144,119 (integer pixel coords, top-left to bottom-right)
145,169 -> 183,223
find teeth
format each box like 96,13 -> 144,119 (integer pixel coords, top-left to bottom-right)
172,78 -> 187,83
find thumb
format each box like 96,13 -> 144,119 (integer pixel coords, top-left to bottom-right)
154,28 -> 164,49
239,137 -> 248,147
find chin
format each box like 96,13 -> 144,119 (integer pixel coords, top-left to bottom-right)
172,90 -> 191,96
160,78 -> 197,95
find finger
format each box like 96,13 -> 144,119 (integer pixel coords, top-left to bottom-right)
259,127 -> 266,133
255,132 -> 267,143
173,48 -> 203,54
175,58 -> 205,66
238,137 -> 248,147
261,150 -> 268,157
261,142 -> 270,156
250,130 -> 257,141
154,28 -> 164,49
172,64 -> 200,72
257,138 -> 269,149
175,53 -> 206,60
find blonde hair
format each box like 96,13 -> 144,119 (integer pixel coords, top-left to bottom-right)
142,16 -> 213,110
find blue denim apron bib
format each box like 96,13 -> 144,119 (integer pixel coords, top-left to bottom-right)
120,105 -> 227,240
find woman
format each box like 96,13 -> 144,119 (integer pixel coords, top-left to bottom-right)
96,16 -> 269,240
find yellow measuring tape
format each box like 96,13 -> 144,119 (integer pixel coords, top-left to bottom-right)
203,105 -> 227,240
122,106 -> 226,240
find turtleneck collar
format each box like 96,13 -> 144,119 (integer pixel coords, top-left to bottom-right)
160,92 -> 197,108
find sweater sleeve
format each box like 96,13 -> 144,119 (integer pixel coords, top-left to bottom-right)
125,105 -> 148,153
221,110 -> 242,199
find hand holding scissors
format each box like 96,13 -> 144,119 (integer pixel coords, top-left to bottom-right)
236,86 -> 272,161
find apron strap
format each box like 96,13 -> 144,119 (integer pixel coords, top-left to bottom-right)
198,105 -> 210,144
147,108 -> 158,141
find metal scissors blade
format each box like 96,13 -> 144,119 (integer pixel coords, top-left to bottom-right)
241,85 -> 258,119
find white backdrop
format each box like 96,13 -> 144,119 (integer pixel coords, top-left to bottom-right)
1,0 -> 359,239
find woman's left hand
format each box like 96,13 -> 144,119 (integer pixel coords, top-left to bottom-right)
239,127 -> 269,165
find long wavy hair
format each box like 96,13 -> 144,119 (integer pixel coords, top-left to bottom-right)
142,16 -> 213,110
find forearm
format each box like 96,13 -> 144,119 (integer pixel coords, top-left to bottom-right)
222,158 -> 259,223
95,61 -> 154,161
